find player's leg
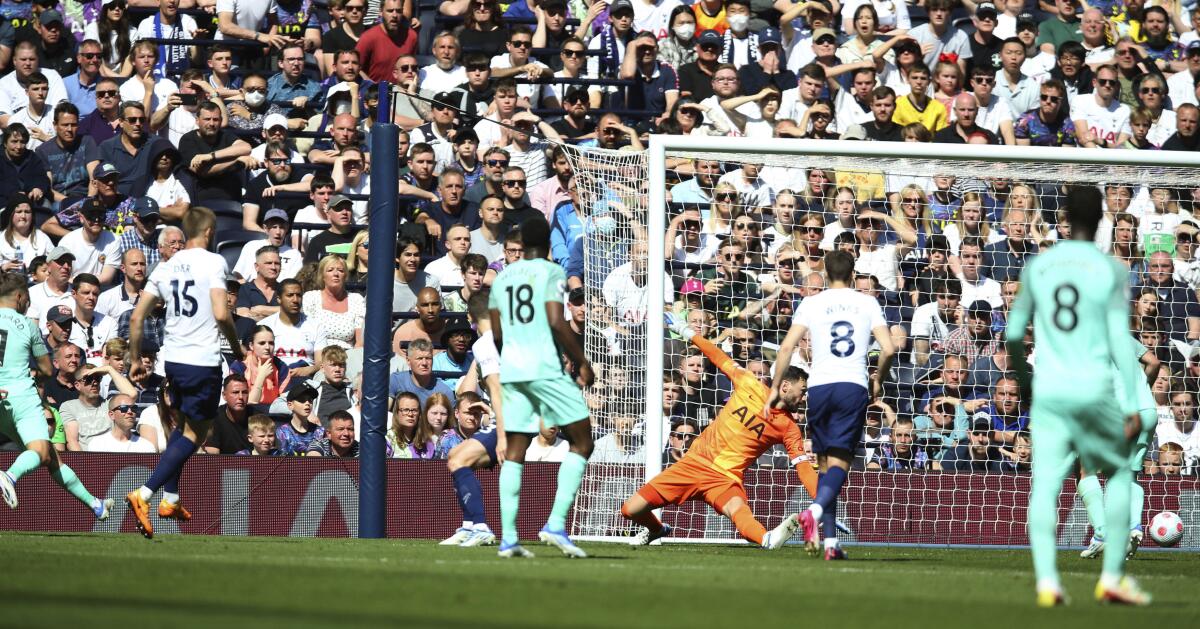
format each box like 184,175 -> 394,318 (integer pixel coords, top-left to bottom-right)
444,436 -> 496,546
1077,467 -> 1107,558
1125,408 -> 1155,559
801,383 -> 866,559
717,492 -> 766,545
1028,407 -> 1076,606
811,449 -> 851,559
622,486 -> 673,544
42,443 -> 112,519
532,377 -> 592,558
0,398 -> 110,518
0,400 -> 44,506
497,383 -> 536,558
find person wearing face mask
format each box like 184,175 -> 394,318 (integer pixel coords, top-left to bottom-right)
718,0 -> 757,67
229,72 -> 287,134
660,5 -> 698,69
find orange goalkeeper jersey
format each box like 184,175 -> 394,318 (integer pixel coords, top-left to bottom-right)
681,335 -> 807,481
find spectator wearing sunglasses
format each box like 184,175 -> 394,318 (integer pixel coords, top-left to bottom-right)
1071,64 -> 1131,148
550,87 -> 598,140
61,362 -> 137,451
77,77 -> 121,145
489,26 -> 548,105
87,395 -> 156,453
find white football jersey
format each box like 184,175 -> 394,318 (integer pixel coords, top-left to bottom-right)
791,288 -> 886,389
144,248 -> 229,367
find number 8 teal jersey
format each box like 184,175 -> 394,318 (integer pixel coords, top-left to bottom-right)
489,258 -> 567,384
1008,241 -> 1141,411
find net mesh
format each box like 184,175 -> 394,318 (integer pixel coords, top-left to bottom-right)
564,141 -> 1200,548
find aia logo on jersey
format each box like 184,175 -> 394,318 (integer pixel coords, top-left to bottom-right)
729,405 -> 765,439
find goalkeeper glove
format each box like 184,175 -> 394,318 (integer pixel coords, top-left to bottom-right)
665,311 -> 695,341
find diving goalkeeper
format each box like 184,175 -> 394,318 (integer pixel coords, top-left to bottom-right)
620,314 -> 820,548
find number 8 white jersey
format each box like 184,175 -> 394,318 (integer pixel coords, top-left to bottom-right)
144,248 -> 230,367
792,288 -> 886,389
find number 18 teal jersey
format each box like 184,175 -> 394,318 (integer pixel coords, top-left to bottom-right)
489,259 -> 567,384
1007,241 -> 1141,413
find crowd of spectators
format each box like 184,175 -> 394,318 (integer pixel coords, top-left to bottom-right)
0,0 -> 1195,479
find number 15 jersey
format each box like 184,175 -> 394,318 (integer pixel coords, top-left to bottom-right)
489,258 -> 566,384
144,247 -> 230,368
792,288 -> 886,389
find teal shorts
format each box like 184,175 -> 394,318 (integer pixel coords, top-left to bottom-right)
1031,395 -> 1132,476
0,392 -> 50,447
501,376 -> 590,434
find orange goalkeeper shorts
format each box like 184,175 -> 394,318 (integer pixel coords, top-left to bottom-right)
637,457 -> 747,513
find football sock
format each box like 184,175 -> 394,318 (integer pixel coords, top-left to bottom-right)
729,504 -> 765,545
546,452 -> 587,531
1078,474 -> 1106,540
813,466 -> 847,513
163,430 -> 186,495
49,463 -> 97,508
163,492 -> 180,506
6,450 -> 41,483
796,460 -> 819,502
452,467 -> 487,526
145,432 -> 195,494
1102,467 -> 1133,578
1029,430 -> 1072,589
499,461 -> 523,545
822,495 -> 838,542
1129,480 -> 1145,532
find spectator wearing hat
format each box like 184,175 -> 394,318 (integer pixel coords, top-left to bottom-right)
448,129 -> 483,188
410,91 -> 460,169
433,318 -> 477,391
678,29 -> 723,102
58,199 -> 120,284
908,0 -> 971,75
36,102 -> 99,208
587,0 -> 637,83
942,300 -> 1000,362
620,30 -> 680,124
234,210 -> 303,283
967,2 -> 1003,76
304,194 -> 358,263
29,246 -> 74,329
268,43 -> 323,113
25,9 -> 77,77
937,415 -> 1004,472
43,305 -> 75,354
356,0 -> 418,83
276,382 -> 325,456
42,162 -> 129,240
113,197 -> 161,263
1167,42 -> 1200,109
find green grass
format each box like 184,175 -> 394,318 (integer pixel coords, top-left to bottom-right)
2,533 -> 1196,629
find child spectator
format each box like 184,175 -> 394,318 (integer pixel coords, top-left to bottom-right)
275,383 -> 325,456
313,345 -> 355,426
237,415 -> 282,456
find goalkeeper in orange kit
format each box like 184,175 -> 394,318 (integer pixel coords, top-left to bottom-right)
620,314 -> 820,548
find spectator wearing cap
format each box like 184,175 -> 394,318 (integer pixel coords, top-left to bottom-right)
1037,0 -> 1082,51
936,415 -> 1004,472
908,0 -> 971,75
235,210 -> 303,283
249,114 -> 304,179
942,300 -> 1000,362
1168,42 -> 1200,108
57,199 -> 120,284
0,41 -> 69,116
28,9 -> 77,77
435,318 -> 477,391
29,246 -> 74,329
276,382 -> 325,456
179,101 -> 254,202
36,102 -> 99,208
419,31 -> 466,95
677,29 -> 723,102
43,305 -> 75,354
243,142 -> 315,231
588,0 -> 637,82
304,194 -> 357,263
115,197 -> 161,266
268,43 -> 323,113
356,0 -> 418,83
619,30 -> 680,124
42,162 -> 130,239
410,91 -> 460,169
967,2 -> 1003,76
96,248 -> 146,320
449,129 -> 483,188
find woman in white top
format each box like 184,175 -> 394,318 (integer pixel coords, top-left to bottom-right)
302,254 -> 366,352
821,186 -> 858,250
0,192 -> 51,272
837,4 -> 905,67
83,0 -> 136,77
840,0 -> 909,34
943,191 -> 1004,256
704,182 -> 741,235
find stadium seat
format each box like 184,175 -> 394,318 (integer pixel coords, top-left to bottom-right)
205,199 -> 247,233
215,229 -> 266,271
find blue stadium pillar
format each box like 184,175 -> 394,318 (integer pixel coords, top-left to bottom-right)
359,82 -> 398,539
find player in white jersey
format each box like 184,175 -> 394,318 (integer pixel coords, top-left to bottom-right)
767,250 -> 895,559
0,272 -> 113,520
440,290 -> 504,548
124,208 -> 244,539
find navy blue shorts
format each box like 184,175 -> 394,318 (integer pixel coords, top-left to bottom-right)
806,382 -> 869,455
469,427 -> 499,468
165,362 -> 223,423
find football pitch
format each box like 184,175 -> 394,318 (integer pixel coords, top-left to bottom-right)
2,533 -> 1197,629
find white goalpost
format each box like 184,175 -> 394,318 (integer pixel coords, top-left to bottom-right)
564,137 -> 1200,549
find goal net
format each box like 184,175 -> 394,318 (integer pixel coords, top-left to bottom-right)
564,138 -> 1200,550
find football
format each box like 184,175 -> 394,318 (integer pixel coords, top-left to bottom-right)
1150,512 -> 1185,547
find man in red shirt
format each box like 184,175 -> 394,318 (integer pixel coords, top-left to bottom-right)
356,0 -> 418,83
